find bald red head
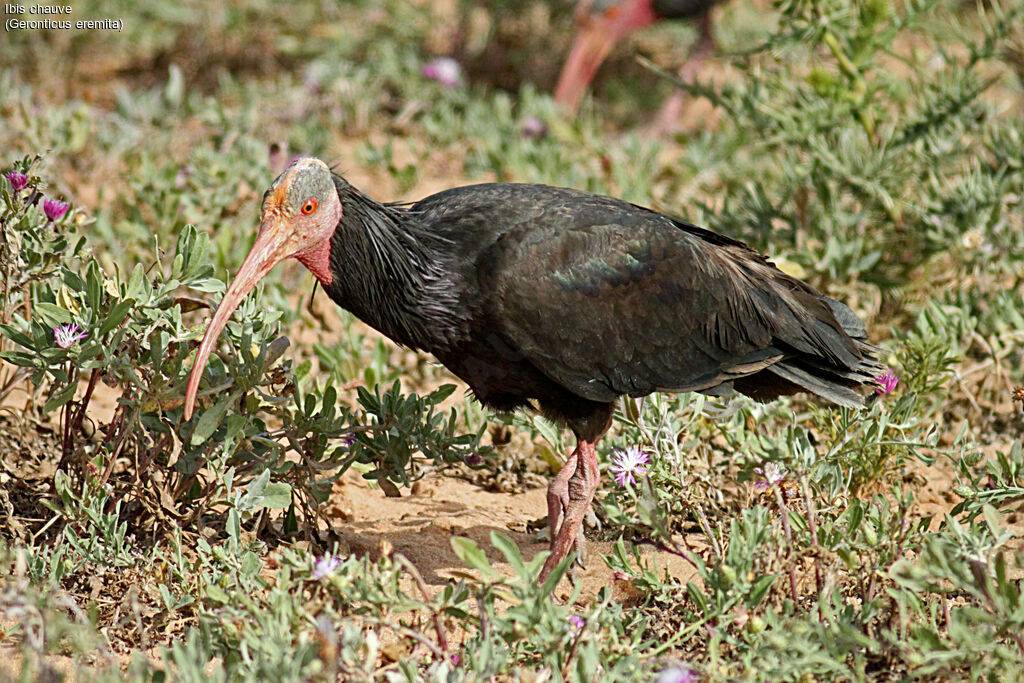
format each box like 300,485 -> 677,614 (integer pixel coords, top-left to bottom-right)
183,158 -> 341,420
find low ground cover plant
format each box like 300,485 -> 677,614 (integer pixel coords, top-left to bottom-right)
1,0 -> 1022,680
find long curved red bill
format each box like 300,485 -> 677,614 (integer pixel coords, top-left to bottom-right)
554,23 -> 620,113
554,0 -> 657,113
183,219 -> 291,420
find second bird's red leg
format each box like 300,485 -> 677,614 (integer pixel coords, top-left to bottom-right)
539,440 -> 600,583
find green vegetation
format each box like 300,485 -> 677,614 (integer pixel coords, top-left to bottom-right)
1,0 -> 1023,680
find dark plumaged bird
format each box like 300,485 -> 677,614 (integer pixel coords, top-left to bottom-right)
555,0 -> 725,119
184,157 -> 882,583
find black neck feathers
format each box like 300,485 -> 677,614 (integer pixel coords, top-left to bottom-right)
322,175 -> 464,351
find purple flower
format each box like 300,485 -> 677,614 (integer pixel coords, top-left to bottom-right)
521,116 -> 548,139
449,653 -> 461,666
567,614 -> 585,631
875,368 -> 899,395
421,57 -> 461,88
339,432 -> 356,448
311,555 -> 341,580
53,324 -> 87,348
43,199 -> 69,221
5,171 -> 28,192
609,445 -> 650,487
657,664 -> 698,683
753,462 -> 786,489
464,453 -> 483,467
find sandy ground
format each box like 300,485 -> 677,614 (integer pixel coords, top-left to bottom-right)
327,467 -> 702,601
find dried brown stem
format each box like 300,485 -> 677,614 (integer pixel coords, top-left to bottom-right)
395,554 -> 449,656
800,475 -> 824,620
772,483 -> 800,605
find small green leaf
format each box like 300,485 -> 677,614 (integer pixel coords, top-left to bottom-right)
260,482 -> 292,509
237,468 -> 271,512
204,584 -> 230,604
451,536 -> 498,579
0,324 -> 35,349
98,299 -> 134,338
85,261 -> 102,311
539,553 -> 572,595
158,584 -> 175,611
430,384 -> 457,403
185,278 -> 222,293
241,551 -> 261,577
687,582 -> 708,612
283,501 -> 298,535
126,263 -> 146,300
226,508 -> 241,549
491,532 -> 527,577
34,303 -> 73,326
190,390 -> 237,445
224,414 -> 246,442
749,574 -> 776,606
982,504 -> 1003,537
44,383 -> 77,412
0,350 -> 38,367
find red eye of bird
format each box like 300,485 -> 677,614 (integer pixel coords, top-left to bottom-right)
301,198 -> 317,215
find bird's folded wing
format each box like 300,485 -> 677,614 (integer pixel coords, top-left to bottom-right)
480,210 -> 864,403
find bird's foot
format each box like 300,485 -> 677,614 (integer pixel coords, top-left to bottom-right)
545,446 -> 592,570
534,505 -> 595,557
538,441 -> 600,585
546,451 -> 576,547
574,520 -> 587,568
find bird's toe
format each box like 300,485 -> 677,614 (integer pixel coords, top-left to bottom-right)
574,524 -> 587,568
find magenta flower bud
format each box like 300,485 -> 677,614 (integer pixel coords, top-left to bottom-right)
5,171 -> 28,192
43,198 -> 69,221
875,368 -> 899,395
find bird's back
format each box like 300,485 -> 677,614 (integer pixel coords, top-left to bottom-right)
406,183 -> 880,412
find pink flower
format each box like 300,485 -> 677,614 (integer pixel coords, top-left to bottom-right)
5,171 -> 28,192
875,368 -> 899,395
610,445 -> 649,487
567,614 -> 585,631
421,57 -> 461,88
657,664 -> 698,683
753,462 -> 786,489
521,116 -> 548,138
53,324 -> 87,348
43,199 -> 69,221
311,555 -> 341,580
